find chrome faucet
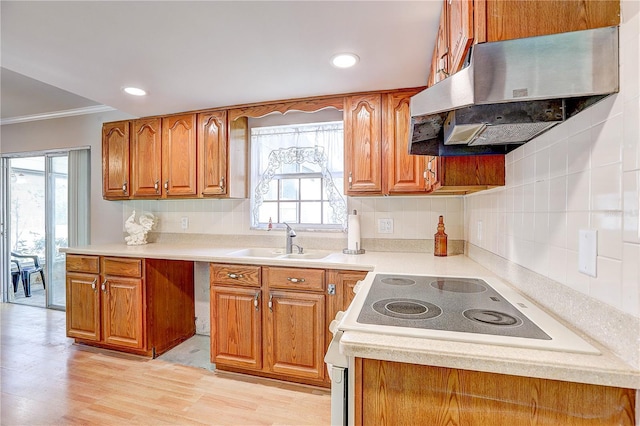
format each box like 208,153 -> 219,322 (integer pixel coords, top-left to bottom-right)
283,222 -> 302,254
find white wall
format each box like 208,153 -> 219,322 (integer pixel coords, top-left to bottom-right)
465,0 -> 640,318
1,110 -> 135,244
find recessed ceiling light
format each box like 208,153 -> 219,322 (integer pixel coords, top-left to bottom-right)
331,53 -> 359,68
123,87 -> 147,96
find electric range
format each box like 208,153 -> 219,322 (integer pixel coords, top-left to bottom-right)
337,273 -> 599,355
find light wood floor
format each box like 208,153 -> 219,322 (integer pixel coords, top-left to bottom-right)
0,303 -> 331,425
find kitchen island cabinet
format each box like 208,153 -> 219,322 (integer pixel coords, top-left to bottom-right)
354,358 -> 635,425
66,254 -> 195,357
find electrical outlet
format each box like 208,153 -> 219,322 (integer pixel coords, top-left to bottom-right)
578,229 -> 597,277
378,218 -> 393,234
181,216 -> 189,230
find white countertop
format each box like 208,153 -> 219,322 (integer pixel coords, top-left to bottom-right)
61,242 -> 640,389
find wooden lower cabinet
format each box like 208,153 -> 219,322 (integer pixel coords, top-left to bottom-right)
211,285 -> 262,370
66,254 -> 195,357
210,263 -> 367,387
265,290 -> 325,381
355,358 -> 636,426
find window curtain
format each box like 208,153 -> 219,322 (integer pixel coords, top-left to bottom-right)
67,148 -> 90,246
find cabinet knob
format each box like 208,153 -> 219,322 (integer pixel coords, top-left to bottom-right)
122,181 -> 128,194
287,277 -> 305,283
227,273 -> 244,279
91,278 -> 98,291
154,180 -> 160,194
268,294 -> 273,312
219,177 -> 225,192
348,172 -> 353,189
101,279 -> 108,293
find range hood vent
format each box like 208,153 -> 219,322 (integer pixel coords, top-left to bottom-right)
409,26 -> 619,156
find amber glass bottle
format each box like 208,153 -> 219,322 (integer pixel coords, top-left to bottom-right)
434,215 -> 448,257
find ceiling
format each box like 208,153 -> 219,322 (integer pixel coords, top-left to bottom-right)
0,1 -> 441,122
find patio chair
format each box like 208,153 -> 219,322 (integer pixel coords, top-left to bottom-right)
11,252 -> 45,297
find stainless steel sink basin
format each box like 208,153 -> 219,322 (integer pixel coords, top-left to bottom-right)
228,248 -> 332,260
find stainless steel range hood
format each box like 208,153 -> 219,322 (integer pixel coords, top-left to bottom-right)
409,26 -> 619,156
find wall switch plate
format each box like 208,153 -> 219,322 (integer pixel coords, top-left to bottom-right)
578,229 -> 597,277
378,218 -> 393,234
181,216 -> 189,230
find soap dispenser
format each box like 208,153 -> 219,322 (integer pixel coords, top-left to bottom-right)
434,215 -> 447,257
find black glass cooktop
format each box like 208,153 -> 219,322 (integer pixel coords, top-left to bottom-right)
356,274 -> 551,340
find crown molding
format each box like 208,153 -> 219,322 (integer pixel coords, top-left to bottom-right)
0,105 -> 116,125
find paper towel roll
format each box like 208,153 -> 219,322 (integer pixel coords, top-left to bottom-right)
347,210 -> 361,251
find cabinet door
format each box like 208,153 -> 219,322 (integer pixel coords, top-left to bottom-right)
66,272 -> 101,341
429,6 -> 449,86
131,118 -> 162,197
325,270 -> 368,351
102,276 -> 144,349
384,92 -> 427,194
479,0 -> 620,43
211,285 -> 262,370
102,121 -> 131,199
198,111 -> 228,197
162,114 -> 197,197
447,0 -> 474,75
344,94 -> 382,195
265,290 -> 325,381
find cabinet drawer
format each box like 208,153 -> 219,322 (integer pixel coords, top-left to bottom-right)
265,267 -> 325,292
66,254 -> 100,274
211,264 -> 261,287
102,257 -> 143,278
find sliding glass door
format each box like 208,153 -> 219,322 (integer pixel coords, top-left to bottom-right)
2,148 -> 88,310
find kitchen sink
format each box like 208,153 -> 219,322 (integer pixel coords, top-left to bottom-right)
228,248 -> 285,258
278,251 -> 332,260
228,248 -> 332,260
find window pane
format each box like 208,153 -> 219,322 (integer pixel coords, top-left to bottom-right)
258,202 -> 278,224
280,202 -> 298,223
263,180 -> 278,201
280,179 -> 299,200
301,202 -> 322,224
300,178 -> 322,200
323,202 -> 340,224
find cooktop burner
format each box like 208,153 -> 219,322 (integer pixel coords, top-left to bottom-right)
357,274 -> 551,340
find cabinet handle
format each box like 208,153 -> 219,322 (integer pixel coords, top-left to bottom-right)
268,294 -> 273,312
348,172 -> 353,189
122,181 -> 128,194
154,180 -> 160,194
101,279 -> 108,293
91,278 -> 98,291
227,273 -> 244,279
287,277 -> 305,283
219,177 -> 225,191
254,291 -> 260,311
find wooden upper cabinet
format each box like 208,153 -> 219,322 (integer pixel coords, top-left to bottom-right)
429,9 -> 449,86
162,114 -> 197,197
102,121 -> 130,200
384,92 -> 428,194
476,0 -> 620,43
198,110 -> 228,197
447,0 -> 474,75
131,117 -> 162,197
344,94 -> 383,195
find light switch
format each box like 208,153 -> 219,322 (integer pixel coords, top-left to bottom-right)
578,229 -> 597,277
